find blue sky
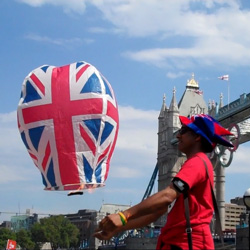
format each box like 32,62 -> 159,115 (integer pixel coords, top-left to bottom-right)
1,0 -> 250,223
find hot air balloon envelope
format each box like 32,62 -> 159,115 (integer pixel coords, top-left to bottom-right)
17,61 -> 119,191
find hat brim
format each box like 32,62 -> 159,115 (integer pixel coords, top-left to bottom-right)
213,134 -> 234,148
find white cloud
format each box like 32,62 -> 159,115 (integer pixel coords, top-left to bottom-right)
0,112 -> 39,185
88,27 -> 112,34
226,144 -> 250,173
0,165 -> 28,183
0,111 -> 17,123
0,112 -> 24,152
17,0 -> 87,14
94,0 -> 247,39
166,71 -> 188,79
18,0 -> 250,69
123,37 -> 250,69
117,106 -> 158,151
24,34 -> 91,47
91,0 -> 250,68
119,106 -> 158,122
101,187 -> 142,195
109,166 -> 142,178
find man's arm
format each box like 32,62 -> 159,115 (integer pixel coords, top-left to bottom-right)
94,208 -> 167,240
94,183 -> 180,240
123,183 -> 179,221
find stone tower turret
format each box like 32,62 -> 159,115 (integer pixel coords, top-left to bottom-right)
178,73 -> 207,116
157,88 -> 185,191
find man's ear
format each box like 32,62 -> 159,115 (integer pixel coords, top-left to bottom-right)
195,135 -> 202,142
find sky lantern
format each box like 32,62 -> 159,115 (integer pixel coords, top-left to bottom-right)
17,61 -> 119,195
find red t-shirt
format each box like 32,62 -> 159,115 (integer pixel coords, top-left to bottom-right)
157,152 -> 214,250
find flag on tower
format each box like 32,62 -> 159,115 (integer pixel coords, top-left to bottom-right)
218,75 -> 229,81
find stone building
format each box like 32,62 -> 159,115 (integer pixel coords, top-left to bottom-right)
65,204 -> 131,250
0,221 -> 11,230
225,203 -> 246,231
64,209 -> 98,249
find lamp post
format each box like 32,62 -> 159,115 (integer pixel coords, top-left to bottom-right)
243,188 -> 250,250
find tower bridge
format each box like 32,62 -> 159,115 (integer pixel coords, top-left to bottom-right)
208,91 -> 250,233
213,92 -> 250,144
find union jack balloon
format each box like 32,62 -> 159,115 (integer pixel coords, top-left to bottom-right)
17,61 -> 119,193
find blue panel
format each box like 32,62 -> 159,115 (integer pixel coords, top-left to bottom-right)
23,80 -> 42,103
47,159 -> 56,187
41,65 -> 49,73
101,122 -> 114,145
80,73 -> 102,94
83,155 -> 93,183
28,126 -> 45,151
76,61 -> 85,69
83,119 -> 101,141
101,76 -> 113,99
21,131 -> 30,150
41,173 -> 47,187
95,160 -> 104,183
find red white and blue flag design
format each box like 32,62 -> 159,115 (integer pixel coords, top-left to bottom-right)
17,61 -> 119,191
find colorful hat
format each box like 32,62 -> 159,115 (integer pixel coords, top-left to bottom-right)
179,114 -> 234,149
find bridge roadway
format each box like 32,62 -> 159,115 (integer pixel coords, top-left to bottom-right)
214,92 -> 250,144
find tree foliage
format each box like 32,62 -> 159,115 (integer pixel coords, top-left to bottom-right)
32,215 -> 79,250
0,215 -> 79,250
16,229 -> 35,250
0,228 -> 16,250
30,222 -> 46,250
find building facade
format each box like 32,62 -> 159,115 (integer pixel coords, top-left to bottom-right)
65,204 -> 131,250
0,221 -> 11,230
225,203 -> 246,231
64,209 -> 98,249
11,210 -> 38,232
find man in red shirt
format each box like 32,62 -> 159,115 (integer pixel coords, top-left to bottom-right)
158,151 -> 214,249
94,114 -> 234,249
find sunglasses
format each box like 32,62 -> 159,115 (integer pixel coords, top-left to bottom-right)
178,126 -> 192,135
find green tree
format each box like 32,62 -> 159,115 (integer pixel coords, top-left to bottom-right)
0,228 -> 16,249
32,215 -> 79,250
30,222 -> 46,250
16,229 -> 35,250
0,228 -> 16,250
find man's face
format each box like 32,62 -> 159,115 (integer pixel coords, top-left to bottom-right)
176,126 -> 198,154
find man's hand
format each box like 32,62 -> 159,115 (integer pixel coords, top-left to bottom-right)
93,214 -> 123,240
93,229 -> 117,240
